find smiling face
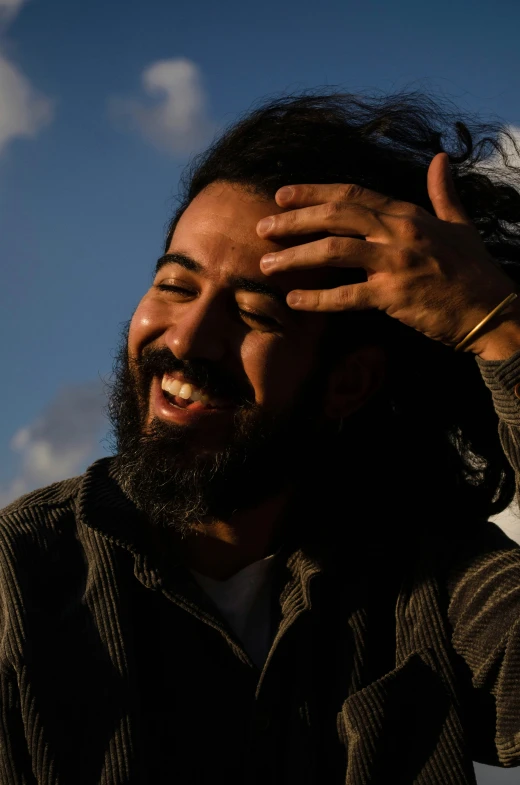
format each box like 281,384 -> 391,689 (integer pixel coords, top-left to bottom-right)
128,181 -> 331,449
111,182 -> 352,530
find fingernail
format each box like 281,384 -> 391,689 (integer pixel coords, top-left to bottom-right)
257,217 -> 274,234
261,254 -> 277,270
287,292 -> 301,306
277,186 -> 294,204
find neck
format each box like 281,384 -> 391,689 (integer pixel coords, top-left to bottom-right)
177,490 -> 291,580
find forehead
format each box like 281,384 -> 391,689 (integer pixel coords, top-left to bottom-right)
167,182 -> 286,278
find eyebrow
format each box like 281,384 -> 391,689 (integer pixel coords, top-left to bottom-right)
155,252 -> 288,306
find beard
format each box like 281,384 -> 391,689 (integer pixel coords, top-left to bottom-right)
108,328 -> 334,535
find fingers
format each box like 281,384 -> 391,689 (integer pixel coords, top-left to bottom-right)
427,153 -> 471,225
274,182 -> 396,211
257,202 -> 379,240
286,282 -> 374,312
260,235 -> 386,274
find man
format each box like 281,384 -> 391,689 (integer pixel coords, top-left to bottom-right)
1,92 -> 520,784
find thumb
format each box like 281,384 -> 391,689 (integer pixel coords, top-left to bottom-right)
427,152 -> 471,225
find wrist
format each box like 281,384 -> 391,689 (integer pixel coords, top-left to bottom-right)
471,301 -> 520,360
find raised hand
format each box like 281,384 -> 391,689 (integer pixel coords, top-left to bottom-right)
257,153 -> 520,359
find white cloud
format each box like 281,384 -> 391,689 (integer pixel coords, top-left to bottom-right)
109,58 -> 213,156
491,504 -> 520,546
0,0 -> 53,155
0,0 -> 27,21
474,124 -> 520,181
496,125 -> 520,163
0,52 -> 53,153
0,381 -> 107,508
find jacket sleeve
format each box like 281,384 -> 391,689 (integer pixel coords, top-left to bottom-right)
446,522 -> 520,767
478,348 -> 520,505
0,521 -> 37,785
445,350 -> 520,767
0,671 -> 37,784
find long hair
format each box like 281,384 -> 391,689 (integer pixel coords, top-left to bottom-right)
165,92 -> 520,524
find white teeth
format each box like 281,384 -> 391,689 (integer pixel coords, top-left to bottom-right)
161,375 -> 212,405
170,379 -> 182,395
179,383 -> 193,400
161,377 -> 182,396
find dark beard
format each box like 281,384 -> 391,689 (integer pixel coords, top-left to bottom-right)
107,328 -> 331,535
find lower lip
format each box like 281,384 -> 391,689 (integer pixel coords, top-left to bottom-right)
151,378 -> 234,424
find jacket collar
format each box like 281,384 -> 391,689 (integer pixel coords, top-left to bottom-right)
75,455 -> 326,610
76,456 -> 148,554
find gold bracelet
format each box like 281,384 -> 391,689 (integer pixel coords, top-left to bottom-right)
454,291 -> 518,352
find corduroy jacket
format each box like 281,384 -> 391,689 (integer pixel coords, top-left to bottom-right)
1,354 -> 520,784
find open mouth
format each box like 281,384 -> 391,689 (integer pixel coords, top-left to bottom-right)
159,374 -> 234,411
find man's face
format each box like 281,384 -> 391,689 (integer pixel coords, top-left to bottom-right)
112,182 -> 337,530
129,182 -> 330,445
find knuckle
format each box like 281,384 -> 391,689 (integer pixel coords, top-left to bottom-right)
341,183 -> 364,202
324,200 -> 343,222
404,203 -> 425,219
291,184 -> 309,202
336,286 -> 353,307
399,218 -> 424,242
325,235 -> 343,260
394,247 -> 414,268
316,289 -> 332,310
265,215 -> 278,233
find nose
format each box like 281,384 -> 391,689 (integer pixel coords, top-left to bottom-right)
164,296 -> 226,363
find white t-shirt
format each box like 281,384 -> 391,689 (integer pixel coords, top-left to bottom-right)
191,553 -> 277,669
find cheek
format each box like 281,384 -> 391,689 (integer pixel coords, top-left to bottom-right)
128,295 -> 168,357
239,330 -> 320,407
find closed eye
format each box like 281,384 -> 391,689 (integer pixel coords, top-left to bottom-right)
156,283 -> 195,296
157,283 -> 281,330
238,308 -> 281,329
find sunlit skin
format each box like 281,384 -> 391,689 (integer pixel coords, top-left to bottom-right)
255,154 -> 520,360
128,182 -> 382,578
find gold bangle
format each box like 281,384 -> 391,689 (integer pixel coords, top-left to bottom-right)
454,291 -> 518,352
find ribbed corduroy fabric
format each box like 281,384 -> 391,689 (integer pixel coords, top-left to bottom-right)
0,353 -> 520,784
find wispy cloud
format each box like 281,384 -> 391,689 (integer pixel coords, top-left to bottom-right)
491,505 -> 520,546
495,125 -> 520,165
0,0 -> 53,155
0,52 -> 53,153
0,0 -> 27,20
0,381 -> 108,508
109,58 -> 214,156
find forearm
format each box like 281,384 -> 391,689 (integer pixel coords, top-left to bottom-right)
477,349 -> 520,501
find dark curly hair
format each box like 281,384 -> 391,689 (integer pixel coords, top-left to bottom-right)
164,91 -> 520,527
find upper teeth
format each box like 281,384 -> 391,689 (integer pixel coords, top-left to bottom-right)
161,377 -> 209,404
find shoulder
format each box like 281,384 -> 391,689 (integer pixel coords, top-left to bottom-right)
0,475 -> 82,518
442,519 -> 520,593
0,474 -> 83,546
425,518 -> 520,659
0,474 -> 87,668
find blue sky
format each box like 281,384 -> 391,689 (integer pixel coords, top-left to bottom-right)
1,1 -> 520,780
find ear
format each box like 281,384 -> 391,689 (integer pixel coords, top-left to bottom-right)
324,345 -> 386,419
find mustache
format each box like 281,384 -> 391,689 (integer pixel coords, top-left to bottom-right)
132,346 -> 255,404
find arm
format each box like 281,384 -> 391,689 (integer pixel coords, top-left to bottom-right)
0,522 -> 37,784
442,351 -> 520,769
478,349 -> 520,501
0,671 -> 37,784
445,515 -> 520,768
254,157 -> 520,767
